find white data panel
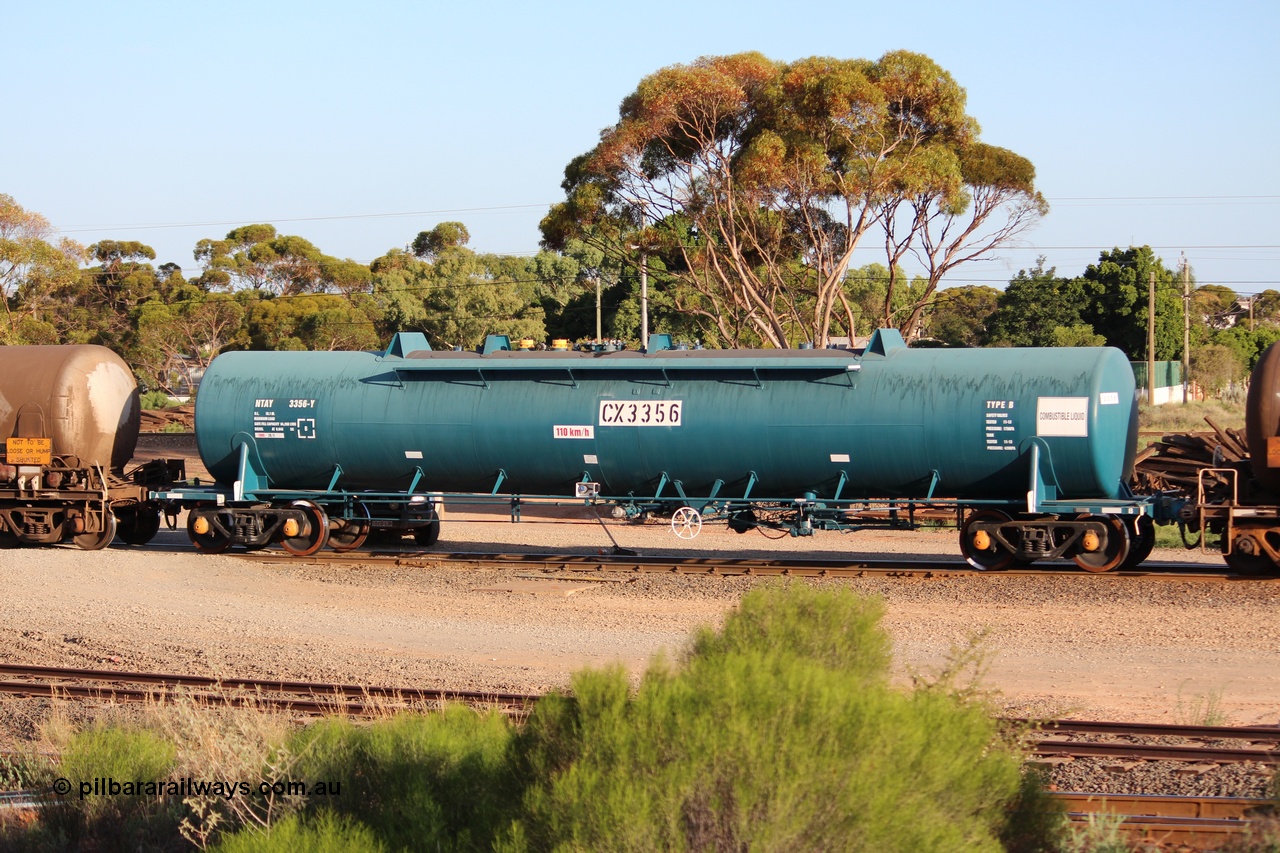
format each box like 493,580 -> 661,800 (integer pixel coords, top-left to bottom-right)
1036,397 -> 1089,437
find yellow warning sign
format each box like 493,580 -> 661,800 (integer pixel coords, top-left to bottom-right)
5,437 -> 52,465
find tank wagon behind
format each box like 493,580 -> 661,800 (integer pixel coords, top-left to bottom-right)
165,330 -> 1156,570
0,345 -> 179,549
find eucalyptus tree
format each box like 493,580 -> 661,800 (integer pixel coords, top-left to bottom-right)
399,222 -> 547,349
194,224 -> 368,296
132,289 -> 246,391
0,194 -> 85,343
543,51 -> 1037,347
881,143 -> 1047,339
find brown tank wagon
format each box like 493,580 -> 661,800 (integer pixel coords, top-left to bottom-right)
0,345 -> 180,549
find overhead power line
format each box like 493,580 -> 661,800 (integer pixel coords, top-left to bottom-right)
1047,194 -> 1280,201
56,204 -> 552,234
51,194 -> 1280,236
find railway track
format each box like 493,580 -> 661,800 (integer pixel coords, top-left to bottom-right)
6,665 -> 1278,770
1051,792 -> 1274,850
1022,718 -> 1280,765
2,666 -> 1275,849
237,547 -> 1263,581
5,664 -> 1279,761
0,664 -> 536,716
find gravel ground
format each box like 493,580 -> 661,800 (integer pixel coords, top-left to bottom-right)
1,492 -> 1278,796
1044,756 -> 1274,798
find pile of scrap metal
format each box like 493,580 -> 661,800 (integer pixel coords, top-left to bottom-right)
139,404 -> 195,432
1132,419 -> 1248,495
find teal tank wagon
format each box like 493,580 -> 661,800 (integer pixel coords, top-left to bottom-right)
177,330 -> 1151,570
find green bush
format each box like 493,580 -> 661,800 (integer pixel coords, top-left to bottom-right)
43,724 -> 179,848
0,749 -> 48,791
57,725 -> 176,818
507,584 -> 1033,852
287,704 -> 520,851
139,389 -> 174,409
213,810 -> 387,853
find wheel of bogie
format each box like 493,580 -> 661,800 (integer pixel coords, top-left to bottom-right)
73,512 -> 117,551
671,506 -> 702,540
188,510 -> 232,554
329,502 -> 371,552
413,508 -> 441,547
1118,516 -> 1156,570
116,506 -> 162,546
1222,549 -> 1275,575
0,527 -> 21,549
281,501 -> 329,556
1222,531 -> 1278,575
959,509 -> 1015,571
1072,516 -> 1129,572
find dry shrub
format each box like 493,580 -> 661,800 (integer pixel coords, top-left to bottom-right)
145,691 -> 301,848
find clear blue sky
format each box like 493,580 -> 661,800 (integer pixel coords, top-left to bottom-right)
6,0 -> 1277,293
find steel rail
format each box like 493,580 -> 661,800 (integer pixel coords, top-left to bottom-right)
1022,718 -> 1280,743
1050,792 -> 1272,820
1019,718 -> 1280,763
0,681 -> 412,716
239,549 -> 1254,581
0,790 -> 41,811
1031,738 -> 1279,764
0,664 -> 537,716
1050,793 -> 1272,851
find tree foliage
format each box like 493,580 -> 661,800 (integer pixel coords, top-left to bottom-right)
371,224 -> 555,349
411,222 -> 470,260
982,260 -> 1098,348
543,51 -> 1043,347
5,187 -> 1277,413
132,291 -> 246,392
1190,343 -> 1244,395
925,285 -> 1000,347
1077,246 -> 1182,360
843,264 -> 928,338
0,193 -> 86,343
194,224 -> 369,296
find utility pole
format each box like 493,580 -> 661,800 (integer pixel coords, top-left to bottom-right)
627,242 -> 650,350
594,273 -> 602,341
640,250 -> 649,350
1181,254 -> 1190,405
1147,270 -> 1156,403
